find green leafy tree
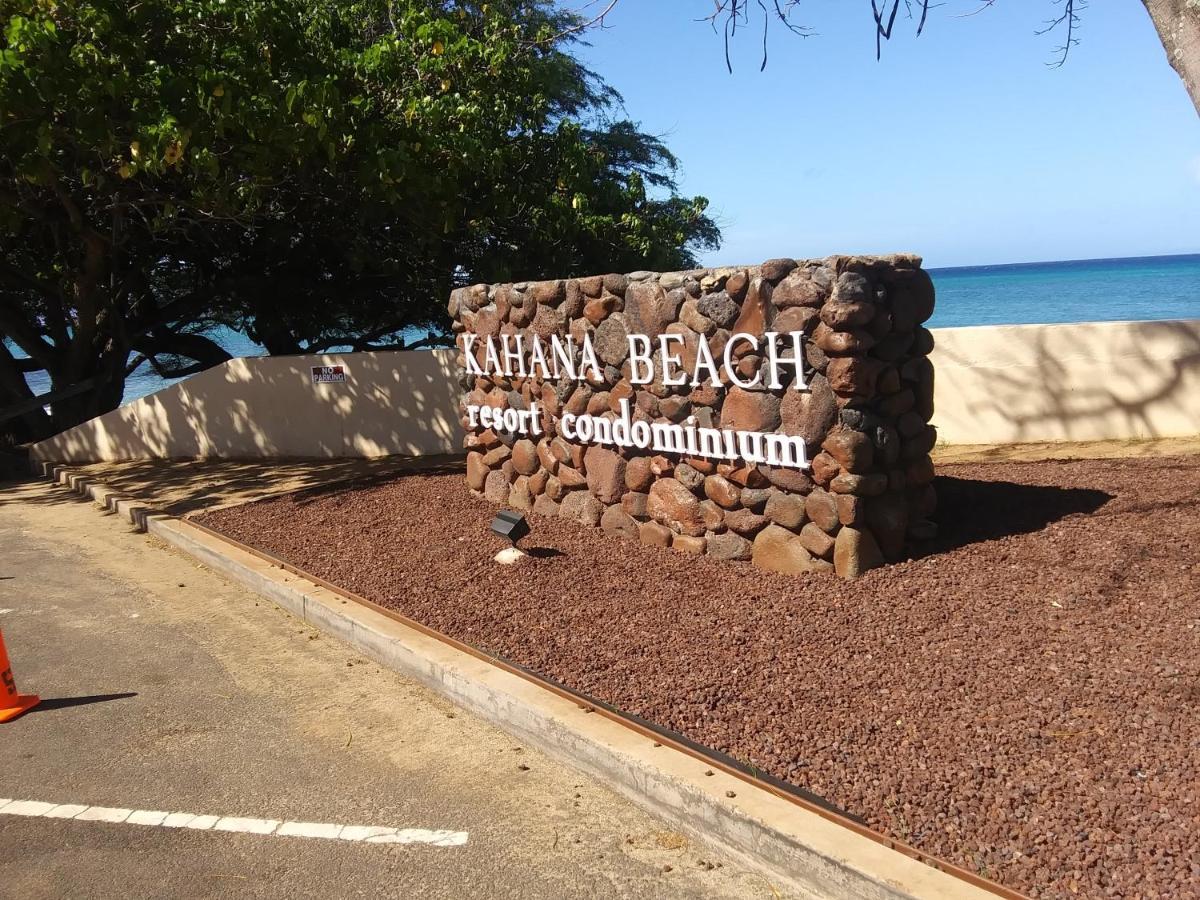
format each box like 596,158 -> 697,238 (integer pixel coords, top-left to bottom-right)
0,0 -> 719,441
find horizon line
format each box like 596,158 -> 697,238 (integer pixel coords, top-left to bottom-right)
927,251 -> 1200,273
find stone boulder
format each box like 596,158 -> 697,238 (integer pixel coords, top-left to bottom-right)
706,530 -> 752,561
720,388 -> 781,432
600,505 -> 640,541
799,522 -> 835,559
866,491 -> 909,561
779,373 -> 837,447
561,491 -> 603,527
771,270 -> 827,309
774,306 -> 820,335
484,469 -> 509,505
639,520 -> 673,548
532,495 -> 560,518
765,492 -> 806,530
805,488 -> 840,533
621,491 -> 649,519
647,478 -> 705,537
671,533 -> 706,555
697,291 -> 739,329
833,526 -> 885,578
826,356 -> 884,397
821,427 -> 874,474
466,451 -> 489,491
731,277 -> 773,338
594,315 -> 629,366
625,456 -> 654,492
625,280 -> 681,338
703,474 -> 741,509
584,445 -> 627,504
508,477 -> 533,511
725,509 -> 769,537
511,439 -> 539,476
752,524 -> 824,575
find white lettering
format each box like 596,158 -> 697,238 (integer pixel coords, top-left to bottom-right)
659,334 -> 688,386
737,430 -> 765,464
612,400 -> 632,445
593,415 -> 612,445
683,415 -> 699,455
690,338 -> 721,388
631,420 -> 651,449
650,421 -> 685,454
579,335 -> 603,383
483,339 -> 503,377
575,414 -> 594,442
550,335 -> 575,380
500,334 -> 525,377
763,331 -> 807,390
724,333 -> 761,389
461,335 -> 484,376
462,330 -> 814,469
529,339 -> 552,379
762,432 -> 808,468
627,335 -> 654,384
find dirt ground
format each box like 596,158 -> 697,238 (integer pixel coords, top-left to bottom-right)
197,453 -> 1200,899
931,436 -> 1200,464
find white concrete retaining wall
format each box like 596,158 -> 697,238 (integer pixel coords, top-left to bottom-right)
930,319 -> 1200,445
30,349 -> 461,463
29,320 -> 1200,463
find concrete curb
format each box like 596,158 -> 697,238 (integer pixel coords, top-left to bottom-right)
34,460 -> 1002,900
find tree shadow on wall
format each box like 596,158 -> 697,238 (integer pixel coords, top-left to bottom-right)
917,474 -> 1113,557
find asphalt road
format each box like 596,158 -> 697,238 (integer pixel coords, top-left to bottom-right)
0,477 -> 786,900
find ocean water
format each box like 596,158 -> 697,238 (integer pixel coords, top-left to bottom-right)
11,253 -> 1200,407
927,254 -> 1200,328
15,328 -> 266,408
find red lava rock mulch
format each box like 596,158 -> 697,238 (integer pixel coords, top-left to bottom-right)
196,456 -> 1200,898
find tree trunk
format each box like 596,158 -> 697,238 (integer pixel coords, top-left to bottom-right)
1143,0 -> 1200,116
0,342 -> 53,445
48,342 -> 129,436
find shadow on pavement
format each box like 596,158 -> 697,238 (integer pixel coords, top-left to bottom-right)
26,692 -> 138,713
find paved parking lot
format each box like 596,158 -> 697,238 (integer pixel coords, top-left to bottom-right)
0,477 -> 784,899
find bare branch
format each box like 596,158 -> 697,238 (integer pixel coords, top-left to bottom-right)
697,0 -> 813,73
529,0 -> 620,45
1036,0 -> 1084,68
871,0 -> 903,61
954,1 -> 998,20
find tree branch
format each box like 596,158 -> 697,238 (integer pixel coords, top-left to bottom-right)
1036,0 -> 1083,68
528,0 -> 620,45
131,331 -> 233,379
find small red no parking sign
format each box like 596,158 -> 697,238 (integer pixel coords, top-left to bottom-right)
310,365 -> 346,384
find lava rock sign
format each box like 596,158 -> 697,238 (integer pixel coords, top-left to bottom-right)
449,255 -> 937,578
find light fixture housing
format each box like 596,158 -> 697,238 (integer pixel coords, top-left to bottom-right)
489,510 -> 530,547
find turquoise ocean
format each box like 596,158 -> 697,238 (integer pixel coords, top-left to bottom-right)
14,252 -> 1200,406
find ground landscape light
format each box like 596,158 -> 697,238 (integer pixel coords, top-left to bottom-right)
489,510 -> 530,548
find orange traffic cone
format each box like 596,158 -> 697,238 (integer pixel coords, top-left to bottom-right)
0,629 -> 39,722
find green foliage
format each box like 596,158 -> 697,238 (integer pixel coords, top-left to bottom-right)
0,0 -> 719,436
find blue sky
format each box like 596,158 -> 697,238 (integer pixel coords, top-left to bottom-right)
570,1 -> 1200,269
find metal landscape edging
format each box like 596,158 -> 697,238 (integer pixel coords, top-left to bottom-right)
36,460 -> 1024,900
183,515 -> 1020,898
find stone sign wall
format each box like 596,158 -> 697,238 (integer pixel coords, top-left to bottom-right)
449,254 -> 937,578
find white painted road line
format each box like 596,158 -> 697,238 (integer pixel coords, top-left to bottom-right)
0,799 -> 468,847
